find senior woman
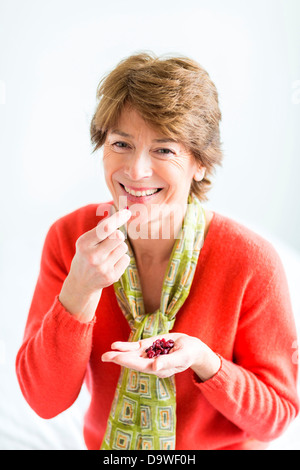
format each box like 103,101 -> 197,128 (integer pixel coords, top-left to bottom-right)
16,53 -> 299,450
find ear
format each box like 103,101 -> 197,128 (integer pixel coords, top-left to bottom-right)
193,165 -> 206,182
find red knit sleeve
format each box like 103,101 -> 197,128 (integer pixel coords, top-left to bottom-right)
194,242 -> 299,442
15,220 -> 95,419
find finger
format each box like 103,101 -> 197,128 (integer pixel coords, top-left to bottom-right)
110,337 -> 172,353
76,209 -> 130,249
101,351 -> 121,362
76,225 -> 124,251
113,253 -> 131,277
102,351 -> 154,372
90,229 -> 125,260
107,241 -> 129,266
96,209 -> 131,242
110,341 -> 141,352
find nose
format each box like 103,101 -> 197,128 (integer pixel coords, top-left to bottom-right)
123,149 -> 153,181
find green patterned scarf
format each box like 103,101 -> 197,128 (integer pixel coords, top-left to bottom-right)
101,195 -> 205,450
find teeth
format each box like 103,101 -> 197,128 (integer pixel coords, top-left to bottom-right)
123,186 -> 159,197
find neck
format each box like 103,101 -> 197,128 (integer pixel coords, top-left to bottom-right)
126,209 -> 212,267
125,200 -> 185,265
126,213 -> 182,265
128,235 -> 176,267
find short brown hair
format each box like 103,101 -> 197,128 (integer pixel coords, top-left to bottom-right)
90,52 -> 222,201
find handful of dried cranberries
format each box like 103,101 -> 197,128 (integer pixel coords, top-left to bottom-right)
145,338 -> 175,358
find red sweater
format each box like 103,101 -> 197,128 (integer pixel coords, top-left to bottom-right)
16,204 -> 299,450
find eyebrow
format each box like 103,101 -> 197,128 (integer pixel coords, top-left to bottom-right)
110,130 -> 133,138
110,130 -> 178,144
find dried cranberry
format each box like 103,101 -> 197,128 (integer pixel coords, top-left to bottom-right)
146,338 -> 175,358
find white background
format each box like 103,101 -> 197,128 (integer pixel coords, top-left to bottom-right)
0,0 -> 299,450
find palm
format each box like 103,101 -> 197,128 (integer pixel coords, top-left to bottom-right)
101,333 -> 202,378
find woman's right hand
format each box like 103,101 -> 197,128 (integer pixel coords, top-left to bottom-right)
59,208 -> 131,322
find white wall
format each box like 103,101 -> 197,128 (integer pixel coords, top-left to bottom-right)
0,0 -> 299,450
1,0 -> 299,249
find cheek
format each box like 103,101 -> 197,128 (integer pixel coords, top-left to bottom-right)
164,158 -> 195,185
102,159 -> 111,186
102,151 -> 121,179
157,160 -> 184,182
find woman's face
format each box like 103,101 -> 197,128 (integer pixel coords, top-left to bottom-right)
103,106 -> 204,231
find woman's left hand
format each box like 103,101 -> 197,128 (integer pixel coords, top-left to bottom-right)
101,333 -> 221,381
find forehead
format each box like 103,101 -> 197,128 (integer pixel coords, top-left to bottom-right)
109,105 -> 177,142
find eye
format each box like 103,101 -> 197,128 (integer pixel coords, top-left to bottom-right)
112,141 -> 131,151
156,148 -> 175,156
113,141 -> 129,148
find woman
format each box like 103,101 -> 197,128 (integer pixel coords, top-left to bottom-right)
16,53 -> 299,450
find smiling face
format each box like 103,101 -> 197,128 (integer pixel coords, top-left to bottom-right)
103,106 -> 205,221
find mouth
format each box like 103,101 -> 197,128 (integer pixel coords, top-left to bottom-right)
119,183 -> 163,201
